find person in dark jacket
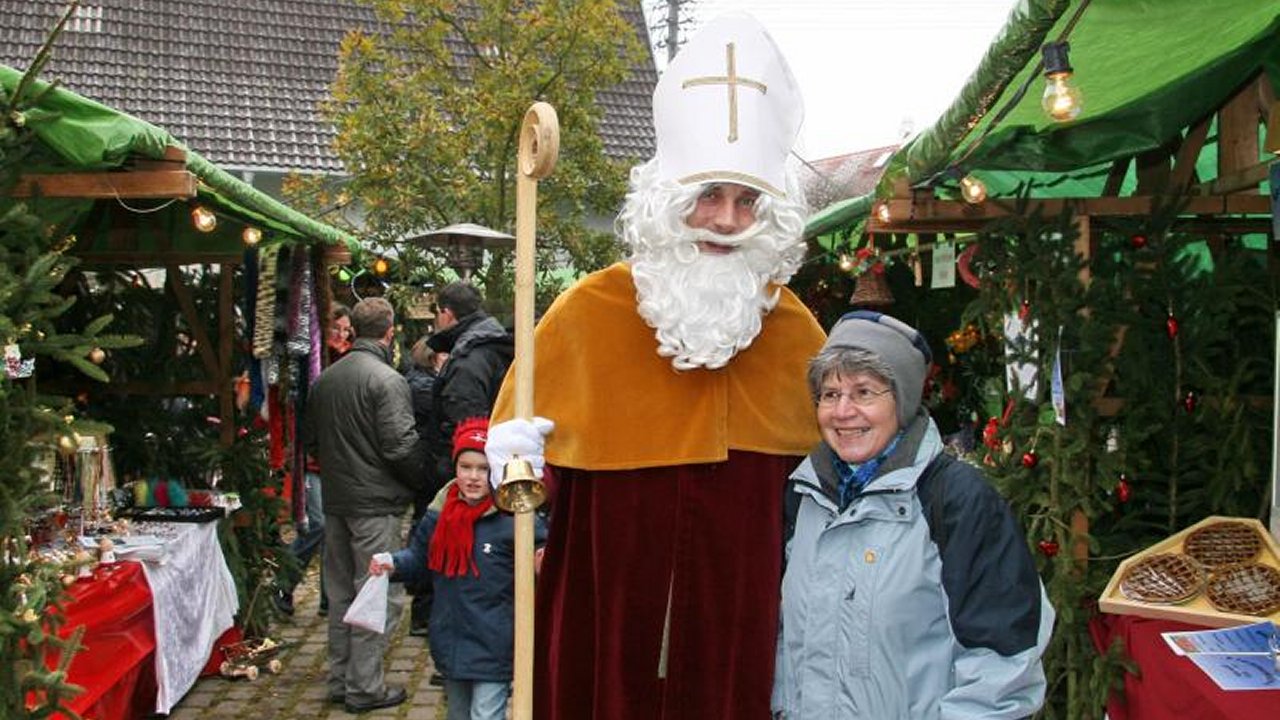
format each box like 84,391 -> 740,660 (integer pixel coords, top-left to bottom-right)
404,334 -> 446,637
303,297 -> 424,714
426,282 -> 514,495
371,417 -> 546,720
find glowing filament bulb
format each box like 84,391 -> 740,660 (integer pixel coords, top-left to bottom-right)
241,226 -> 262,246
191,205 -> 217,233
1042,73 -> 1083,122
960,175 -> 987,204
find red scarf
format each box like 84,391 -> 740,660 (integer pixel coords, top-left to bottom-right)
428,484 -> 493,577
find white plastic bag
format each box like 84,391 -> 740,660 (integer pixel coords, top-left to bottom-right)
343,556 -> 391,633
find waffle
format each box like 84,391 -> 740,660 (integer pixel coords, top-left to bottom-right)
1183,521 -> 1263,568
1205,563 -> 1280,616
1119,553 -> 1205,604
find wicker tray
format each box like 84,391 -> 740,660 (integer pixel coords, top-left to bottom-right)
1098,516 -> 1280,628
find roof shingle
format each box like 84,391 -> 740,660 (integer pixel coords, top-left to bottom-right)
4,0 -> 657,173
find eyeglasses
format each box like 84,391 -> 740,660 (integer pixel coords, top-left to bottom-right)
816,387 -> 893,408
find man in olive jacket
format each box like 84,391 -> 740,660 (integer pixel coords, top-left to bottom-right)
304,297 -> 424,714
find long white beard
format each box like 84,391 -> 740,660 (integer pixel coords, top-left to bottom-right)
618,159 -> 809,370
631,242 -> 778,370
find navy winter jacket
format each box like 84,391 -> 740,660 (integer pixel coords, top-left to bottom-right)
390,482 -> 547,681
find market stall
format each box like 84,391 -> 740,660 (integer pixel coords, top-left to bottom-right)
799,0 -> 1280,716
2,50 -> 360,718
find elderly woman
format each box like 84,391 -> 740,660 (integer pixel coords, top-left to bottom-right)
772,311 -> 1055,720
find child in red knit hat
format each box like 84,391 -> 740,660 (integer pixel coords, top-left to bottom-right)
371,417 -> 546,720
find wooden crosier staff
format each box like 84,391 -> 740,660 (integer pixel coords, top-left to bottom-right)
494,101 -> 558,720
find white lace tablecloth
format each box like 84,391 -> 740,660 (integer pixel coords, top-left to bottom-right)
136,521 -> 239,714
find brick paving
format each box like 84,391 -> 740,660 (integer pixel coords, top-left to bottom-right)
164,565 -> 446,719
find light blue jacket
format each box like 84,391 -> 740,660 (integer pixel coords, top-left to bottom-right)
772,416 -> 1054,719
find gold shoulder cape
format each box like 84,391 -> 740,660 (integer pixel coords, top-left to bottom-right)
493,263 -> 826,471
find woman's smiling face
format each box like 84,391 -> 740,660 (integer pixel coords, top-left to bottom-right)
816,370 -> 899,464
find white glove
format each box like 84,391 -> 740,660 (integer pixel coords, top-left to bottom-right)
484,417 -> 555,488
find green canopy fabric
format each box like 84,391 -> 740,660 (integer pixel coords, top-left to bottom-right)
806,0 -> 1280,239
0,64 -> 360,257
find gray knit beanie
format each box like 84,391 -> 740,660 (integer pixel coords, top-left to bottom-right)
822,311 -> 933,428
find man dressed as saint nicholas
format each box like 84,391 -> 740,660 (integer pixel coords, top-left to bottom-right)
488,13 -> 824,719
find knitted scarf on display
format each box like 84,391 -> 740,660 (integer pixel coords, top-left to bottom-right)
252,245 -> 280,359
834,431 -> 904,511
428,484 -> 493,577
285,247 -> 312,357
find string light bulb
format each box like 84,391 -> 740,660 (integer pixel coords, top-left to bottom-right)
372,256 -> 390,276
241,226 -> 262,246
875,202 -> 892,224
191,205 -> 217,233
959,175 -> 988,204
1040,42 -> 1082,122
838,254 -> 854,272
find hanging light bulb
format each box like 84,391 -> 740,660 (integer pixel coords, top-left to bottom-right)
959,175 -> 987,204
241,226 -> 262,246
838,253 -> 854,272
1040,42 -> 1082,122
875,202 -> 892,224
372,256 -> 390,276
191,205 -> 218,233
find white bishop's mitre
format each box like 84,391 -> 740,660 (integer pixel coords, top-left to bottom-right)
653,12 -> 803,199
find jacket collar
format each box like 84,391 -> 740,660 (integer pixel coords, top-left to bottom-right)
348,337 -> 393,365
793,411 -> 938,507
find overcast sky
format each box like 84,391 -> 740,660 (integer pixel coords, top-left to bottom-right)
645,0 -> 1015,160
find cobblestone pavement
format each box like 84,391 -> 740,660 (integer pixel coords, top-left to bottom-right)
165,566 -> 446,720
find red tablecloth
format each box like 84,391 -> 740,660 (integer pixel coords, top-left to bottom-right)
32,560 -> 240,720
45,561 -> 157,720
1091,614 -> 1280,720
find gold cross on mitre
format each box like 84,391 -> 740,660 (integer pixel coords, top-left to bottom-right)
681,42 -> 768,143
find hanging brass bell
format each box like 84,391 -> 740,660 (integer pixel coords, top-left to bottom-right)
495,456 -> 546,513
850,271 -> 895,309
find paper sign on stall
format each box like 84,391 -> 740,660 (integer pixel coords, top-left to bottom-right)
1161,621 -> 1280,691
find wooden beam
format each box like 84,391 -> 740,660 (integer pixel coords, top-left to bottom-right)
218,265 -> 235,448
1193,159 -> 1273,196
73,252 -> 243,267
42,380 -> 221,397
1101,158 -> 1130,197
1218,75 -> 1262,184
9,169 -> 197,199
868,194 -> 1272,234
1134,144 -> 1172,196
1169,116 -> 1212,192
166,265 -> 222,380
131,145 -> 187,171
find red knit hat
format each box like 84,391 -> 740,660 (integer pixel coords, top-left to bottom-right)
452,417 -> 489,462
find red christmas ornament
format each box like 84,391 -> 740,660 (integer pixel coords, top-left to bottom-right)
1018,299 -> 1031,321
1037,540 -> 1060,557
1183,390 -> 1197,413
1021,450 -> 1039,469
1165,313 -> 1179,339
982,417 -> 1000,450
1131,234 -> 1148,249
1116,477 -> 1132,504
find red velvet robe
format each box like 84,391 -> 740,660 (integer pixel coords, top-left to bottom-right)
493,263 -> 825,719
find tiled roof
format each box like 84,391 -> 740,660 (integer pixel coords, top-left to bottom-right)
4,0 -> 657,174
798,144 -> 900,212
